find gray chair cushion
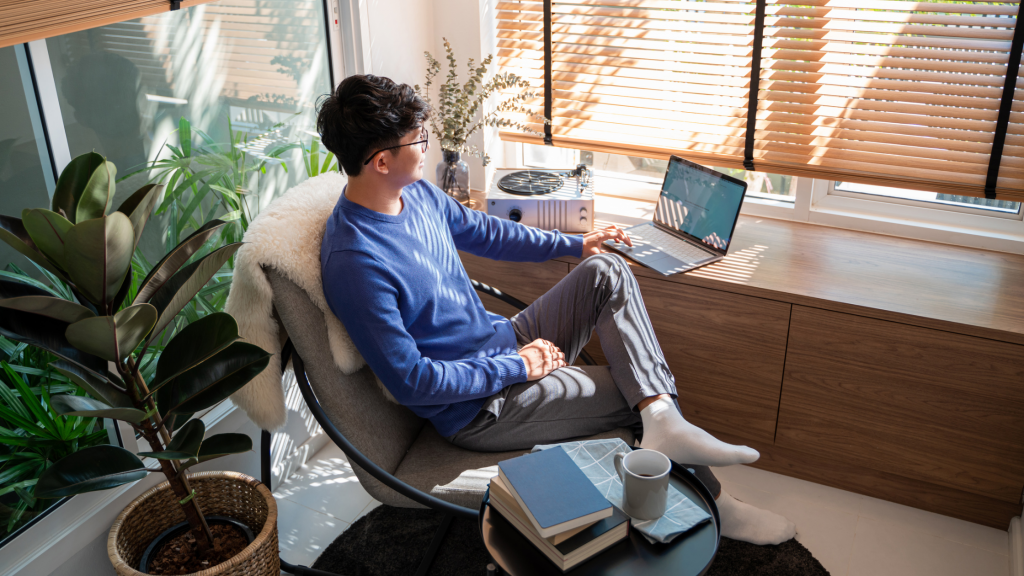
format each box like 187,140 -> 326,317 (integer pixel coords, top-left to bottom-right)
267,266 -> 634,510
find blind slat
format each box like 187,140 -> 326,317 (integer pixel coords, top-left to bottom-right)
498,0 -> 1024,199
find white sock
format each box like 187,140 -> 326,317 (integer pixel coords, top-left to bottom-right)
638,397 -> 759,467
717,490 -> 796,545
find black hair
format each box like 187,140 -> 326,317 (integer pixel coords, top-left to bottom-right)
315,74 -> 429,177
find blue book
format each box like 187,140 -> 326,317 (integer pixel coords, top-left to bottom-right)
497,448 -> 613,538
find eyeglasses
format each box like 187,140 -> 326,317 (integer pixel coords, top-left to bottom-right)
363,129 -> 429,165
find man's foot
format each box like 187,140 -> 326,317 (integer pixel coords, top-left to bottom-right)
717,490 -> 797,545
638,397 -> 759,467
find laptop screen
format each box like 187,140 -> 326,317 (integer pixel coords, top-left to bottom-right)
654,156 -> 747,252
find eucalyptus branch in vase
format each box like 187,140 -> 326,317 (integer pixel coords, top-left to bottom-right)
415,38 -> 547,204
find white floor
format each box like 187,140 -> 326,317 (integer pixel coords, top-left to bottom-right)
276,442 -> 1012,575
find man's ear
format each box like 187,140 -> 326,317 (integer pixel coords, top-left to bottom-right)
371,152 -> 390,175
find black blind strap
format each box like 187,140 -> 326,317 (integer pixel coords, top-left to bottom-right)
985,5 -> 1024,199
543,0 -> 553,146
743,0 -> 766,171
170,0 -> 181,9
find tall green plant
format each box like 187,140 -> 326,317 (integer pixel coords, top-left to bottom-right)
0,153 -> 271,553
0,359 -> 107,534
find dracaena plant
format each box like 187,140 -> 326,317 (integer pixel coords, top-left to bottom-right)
414,38 -> 545,166
0,152 -> 271,552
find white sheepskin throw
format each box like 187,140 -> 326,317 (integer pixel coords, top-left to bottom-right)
226,172 -> 365,431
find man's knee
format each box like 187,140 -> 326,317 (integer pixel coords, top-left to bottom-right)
580,252 -> 631,279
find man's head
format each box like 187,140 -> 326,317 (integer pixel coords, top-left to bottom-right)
316,75 -> 430,181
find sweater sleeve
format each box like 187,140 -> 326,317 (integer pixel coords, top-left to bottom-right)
322,250 -> 528,406
434,182 -> 584,261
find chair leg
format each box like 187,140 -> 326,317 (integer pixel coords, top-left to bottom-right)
413,512 -> 454,576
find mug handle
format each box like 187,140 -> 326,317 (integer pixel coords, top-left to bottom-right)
614,452 -> 626,482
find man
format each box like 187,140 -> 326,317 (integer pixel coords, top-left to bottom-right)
318,74 -> 796,545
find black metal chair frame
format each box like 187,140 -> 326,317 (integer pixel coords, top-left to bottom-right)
261,280 -> 596,576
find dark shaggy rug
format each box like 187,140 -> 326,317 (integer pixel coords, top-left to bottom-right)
310,506 -> 830,576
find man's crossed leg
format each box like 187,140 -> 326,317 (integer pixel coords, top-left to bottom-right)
447,253 -> 796,545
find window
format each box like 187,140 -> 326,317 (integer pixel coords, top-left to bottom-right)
522,143 -> 795,204
832,181 -> 1022,218
0,0 -> 336,550
497,1 -> 1024,205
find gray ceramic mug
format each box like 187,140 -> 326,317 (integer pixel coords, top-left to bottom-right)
613,449 -> 671,520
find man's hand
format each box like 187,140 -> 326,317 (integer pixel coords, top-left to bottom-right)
582,224 -> 632,258
518,338 -> 567,381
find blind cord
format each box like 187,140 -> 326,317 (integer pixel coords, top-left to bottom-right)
744,0 -> 766,172
985,4 -> 1024,200
543,0 -> 553,146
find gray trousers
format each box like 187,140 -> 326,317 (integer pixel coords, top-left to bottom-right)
447,254 -> 721,497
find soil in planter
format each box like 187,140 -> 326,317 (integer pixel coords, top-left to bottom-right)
147,523 -> 249,574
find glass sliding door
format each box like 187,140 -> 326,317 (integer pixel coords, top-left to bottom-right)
43,0 -> 334,261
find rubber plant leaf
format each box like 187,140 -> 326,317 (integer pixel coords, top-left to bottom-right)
49,361 -> 130,407
145,243 -> 241,345
0,215 -> 71,281
116,183 -> 162,248
178,433 -> 252,471
150,312 -> 240,395
0,307 -> 107,379
0,296 -> 94,324
33,445 -> 147,499
157,342 -> 271,415
74,159 -> 117,223
110,262 -> 133,311
65,303 -> 157,362
51,152 -> 105,224
137,418 -> 204,460
49,395 -> 147,423
21,208 -> 73,269
62,213 -> 134,306
134,220 -> 226,305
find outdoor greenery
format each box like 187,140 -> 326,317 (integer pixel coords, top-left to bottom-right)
0,152 -> 272,553
415,37 -> 544,167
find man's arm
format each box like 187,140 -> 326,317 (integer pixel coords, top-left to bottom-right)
323,250 -> 528,406
437,183 -> 584,262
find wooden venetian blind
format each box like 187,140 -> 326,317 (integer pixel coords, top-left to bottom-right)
0,0 -> 215,49
497,0 -> 1024,201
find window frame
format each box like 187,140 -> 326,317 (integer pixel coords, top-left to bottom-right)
512,142 -> 1024,255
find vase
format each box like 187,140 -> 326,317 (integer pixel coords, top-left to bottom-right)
108,471 -> 279,575
436,150 -> 471,206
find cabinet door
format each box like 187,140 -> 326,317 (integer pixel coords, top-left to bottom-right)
778,306 -> 1024,502
459,251 -> 569,318
627,274 -> 791,444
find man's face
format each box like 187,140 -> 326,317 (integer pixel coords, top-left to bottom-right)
386,126 -> 428,186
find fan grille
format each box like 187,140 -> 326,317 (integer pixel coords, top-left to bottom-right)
497,171 -> 564,196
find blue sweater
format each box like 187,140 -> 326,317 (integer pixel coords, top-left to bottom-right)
320,180 -> 584,437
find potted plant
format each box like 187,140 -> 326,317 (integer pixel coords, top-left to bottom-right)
0,152 -> 276,575
415,38 -> 544,205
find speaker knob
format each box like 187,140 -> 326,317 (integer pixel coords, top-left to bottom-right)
509,208 -> 522,223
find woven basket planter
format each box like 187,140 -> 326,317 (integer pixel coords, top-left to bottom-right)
108,471 -> 279,576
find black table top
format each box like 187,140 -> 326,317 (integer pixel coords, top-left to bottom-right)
478,462 -> 720,576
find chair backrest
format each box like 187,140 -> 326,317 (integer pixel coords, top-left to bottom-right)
265,267 -> 425,501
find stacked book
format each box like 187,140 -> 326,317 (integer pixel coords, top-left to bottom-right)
490,448 -> 630,572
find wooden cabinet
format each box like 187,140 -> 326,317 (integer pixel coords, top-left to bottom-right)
459,251 -> 568,318
777,306 -> 1024,504
611,271 -> 791,444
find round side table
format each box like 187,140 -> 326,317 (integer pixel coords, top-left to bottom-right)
478,462 -> 720,576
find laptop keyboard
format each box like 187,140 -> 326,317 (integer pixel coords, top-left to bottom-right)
620,225 -> 716,264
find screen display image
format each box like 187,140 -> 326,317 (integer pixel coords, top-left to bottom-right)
656,160 -> 746,250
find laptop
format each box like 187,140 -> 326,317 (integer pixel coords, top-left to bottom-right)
602,155 -> 748,276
